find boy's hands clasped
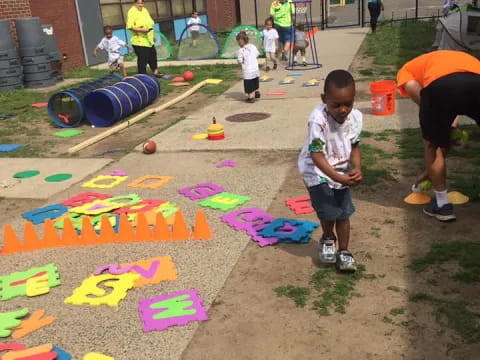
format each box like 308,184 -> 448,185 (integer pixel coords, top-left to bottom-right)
337,168 -> 362,187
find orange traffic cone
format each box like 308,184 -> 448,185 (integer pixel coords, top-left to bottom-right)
80,217 -> 98,245
62,218 -> 80,246
192,210 -> 212,240
171,211 -> 190,241
117,213 -> 135,242
135,213 -> 153,241
2,224 -> 22,254
98,215 -> 117,243
153,212 -> 171,241
23,221 -> 41,252
43,219 -> 61,248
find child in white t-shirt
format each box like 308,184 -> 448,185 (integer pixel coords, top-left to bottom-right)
298,70 -> 363,273
187,11 -> 202,47
237,31 -> 260,103
262,18 -> 279,72
93,26 -> 132,77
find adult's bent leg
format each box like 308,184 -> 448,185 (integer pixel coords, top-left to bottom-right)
423,140 -> 448,191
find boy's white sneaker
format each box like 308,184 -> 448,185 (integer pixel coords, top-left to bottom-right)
319,235 -> 336,264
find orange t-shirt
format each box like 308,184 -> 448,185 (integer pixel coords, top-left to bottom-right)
396,50 -> 480,97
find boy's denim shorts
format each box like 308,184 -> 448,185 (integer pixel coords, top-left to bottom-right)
308,183 -> 355,221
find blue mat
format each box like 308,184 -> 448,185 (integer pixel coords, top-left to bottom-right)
0,144 -> 22,152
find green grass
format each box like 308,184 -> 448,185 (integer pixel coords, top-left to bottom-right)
410,293 -> 480,343
368,226 -> 381,238
409,242 -> 480,284
360,143 -> 393,186
274,265 -> 376,316
275,285 -> 310,307
390,307 -> 406,316
365,20 -> 436,69
383,218 -> 395,224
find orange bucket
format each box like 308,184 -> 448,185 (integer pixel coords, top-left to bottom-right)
370,80 -> 396,116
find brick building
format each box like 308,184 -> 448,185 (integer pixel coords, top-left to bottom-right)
0,0 -> 240,71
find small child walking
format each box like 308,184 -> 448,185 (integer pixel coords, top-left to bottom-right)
237,32 -> 260,103
262,18 -> 279,72
298,70 -> 363,272
187,11 -> 202,47
293,23 -> 309,66
93,25 -> 132,78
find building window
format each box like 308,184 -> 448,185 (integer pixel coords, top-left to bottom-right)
100,0 -> 204,27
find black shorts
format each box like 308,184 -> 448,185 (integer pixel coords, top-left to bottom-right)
244,77 -> 259,94
420,72 -> 480,147
191,30 -> 200,39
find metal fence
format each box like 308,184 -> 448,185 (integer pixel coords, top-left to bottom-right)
246,0 -> 469,30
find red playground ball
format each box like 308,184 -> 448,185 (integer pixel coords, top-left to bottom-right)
183,70 -> 195,82
143,140 -> 156,154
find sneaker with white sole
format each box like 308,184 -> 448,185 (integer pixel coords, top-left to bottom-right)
319,235 -> 336,264
423,199 -> 456,222
336,250 -> 357,273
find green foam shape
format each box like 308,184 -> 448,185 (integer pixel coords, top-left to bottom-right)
198,192 -> 251,212
0,263 -> 61,301
108,193 -> 142,207
0,308 -> 29,337
13,170 -> 40,179
54,129 -> 85,138
45,173 -> 73,182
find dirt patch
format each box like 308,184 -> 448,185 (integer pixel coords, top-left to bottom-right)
181,159 -> 480,360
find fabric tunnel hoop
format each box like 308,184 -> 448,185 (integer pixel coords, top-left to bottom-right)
48,74 -> 123,128
84,74 -> 161,128
220,24 -> 264,59
177,23 -> 221,60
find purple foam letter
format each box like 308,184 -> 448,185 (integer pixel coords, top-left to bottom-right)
177,183 -> 225,201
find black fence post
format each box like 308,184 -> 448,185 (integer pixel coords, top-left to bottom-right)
321,0 -> 325,30
415,0 -> 419,20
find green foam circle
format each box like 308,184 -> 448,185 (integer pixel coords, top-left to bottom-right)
13,170 -> 40,179
45,173 -> 73,182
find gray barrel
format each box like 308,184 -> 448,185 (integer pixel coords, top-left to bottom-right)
21,55 -> 52,65
0,66 -> 22,77
25,78 -> 56,89
0,20 -> 15,51
23,63 -> 51,73
0,59 -> 20,69
15,18 -> 46,50
42,25 -> 61,61
0,75 -> 23,87
19,46 -> 47,57
0,48 -> 18,61
24,71 -> 53,82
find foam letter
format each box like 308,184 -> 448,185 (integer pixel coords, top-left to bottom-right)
64,273 -> 139,307
61,192 -> 112,207
3,344 -> 56,360
199,192 -> 250,212
22,204 -> 68,225
26,274 -> 50,297
12,309 -> 55,339
138,289 -> 207,332
0,309 -> 29,337
177,183 -> 225,201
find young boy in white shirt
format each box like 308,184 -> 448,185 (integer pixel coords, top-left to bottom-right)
298,70 -> 363,272
237,32 -> 260,103
93,26 -> 132,78
262,18 -> 279,72
187,11 -> 202,47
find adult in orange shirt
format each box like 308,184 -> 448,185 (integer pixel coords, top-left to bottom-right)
397,50 -> 480,222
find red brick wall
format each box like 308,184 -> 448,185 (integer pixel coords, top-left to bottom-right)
0,0 -> 32,42
29,0 -> 85,70
207,0 -> 238,30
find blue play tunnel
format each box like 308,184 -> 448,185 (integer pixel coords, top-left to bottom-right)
48,74 -> 123,128
84,74 -> 160,127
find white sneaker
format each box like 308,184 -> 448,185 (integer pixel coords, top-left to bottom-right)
319,236 -> 336,264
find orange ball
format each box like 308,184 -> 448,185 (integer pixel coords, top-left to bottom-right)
143,140 -> 156,154
183,70 -> 194,82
